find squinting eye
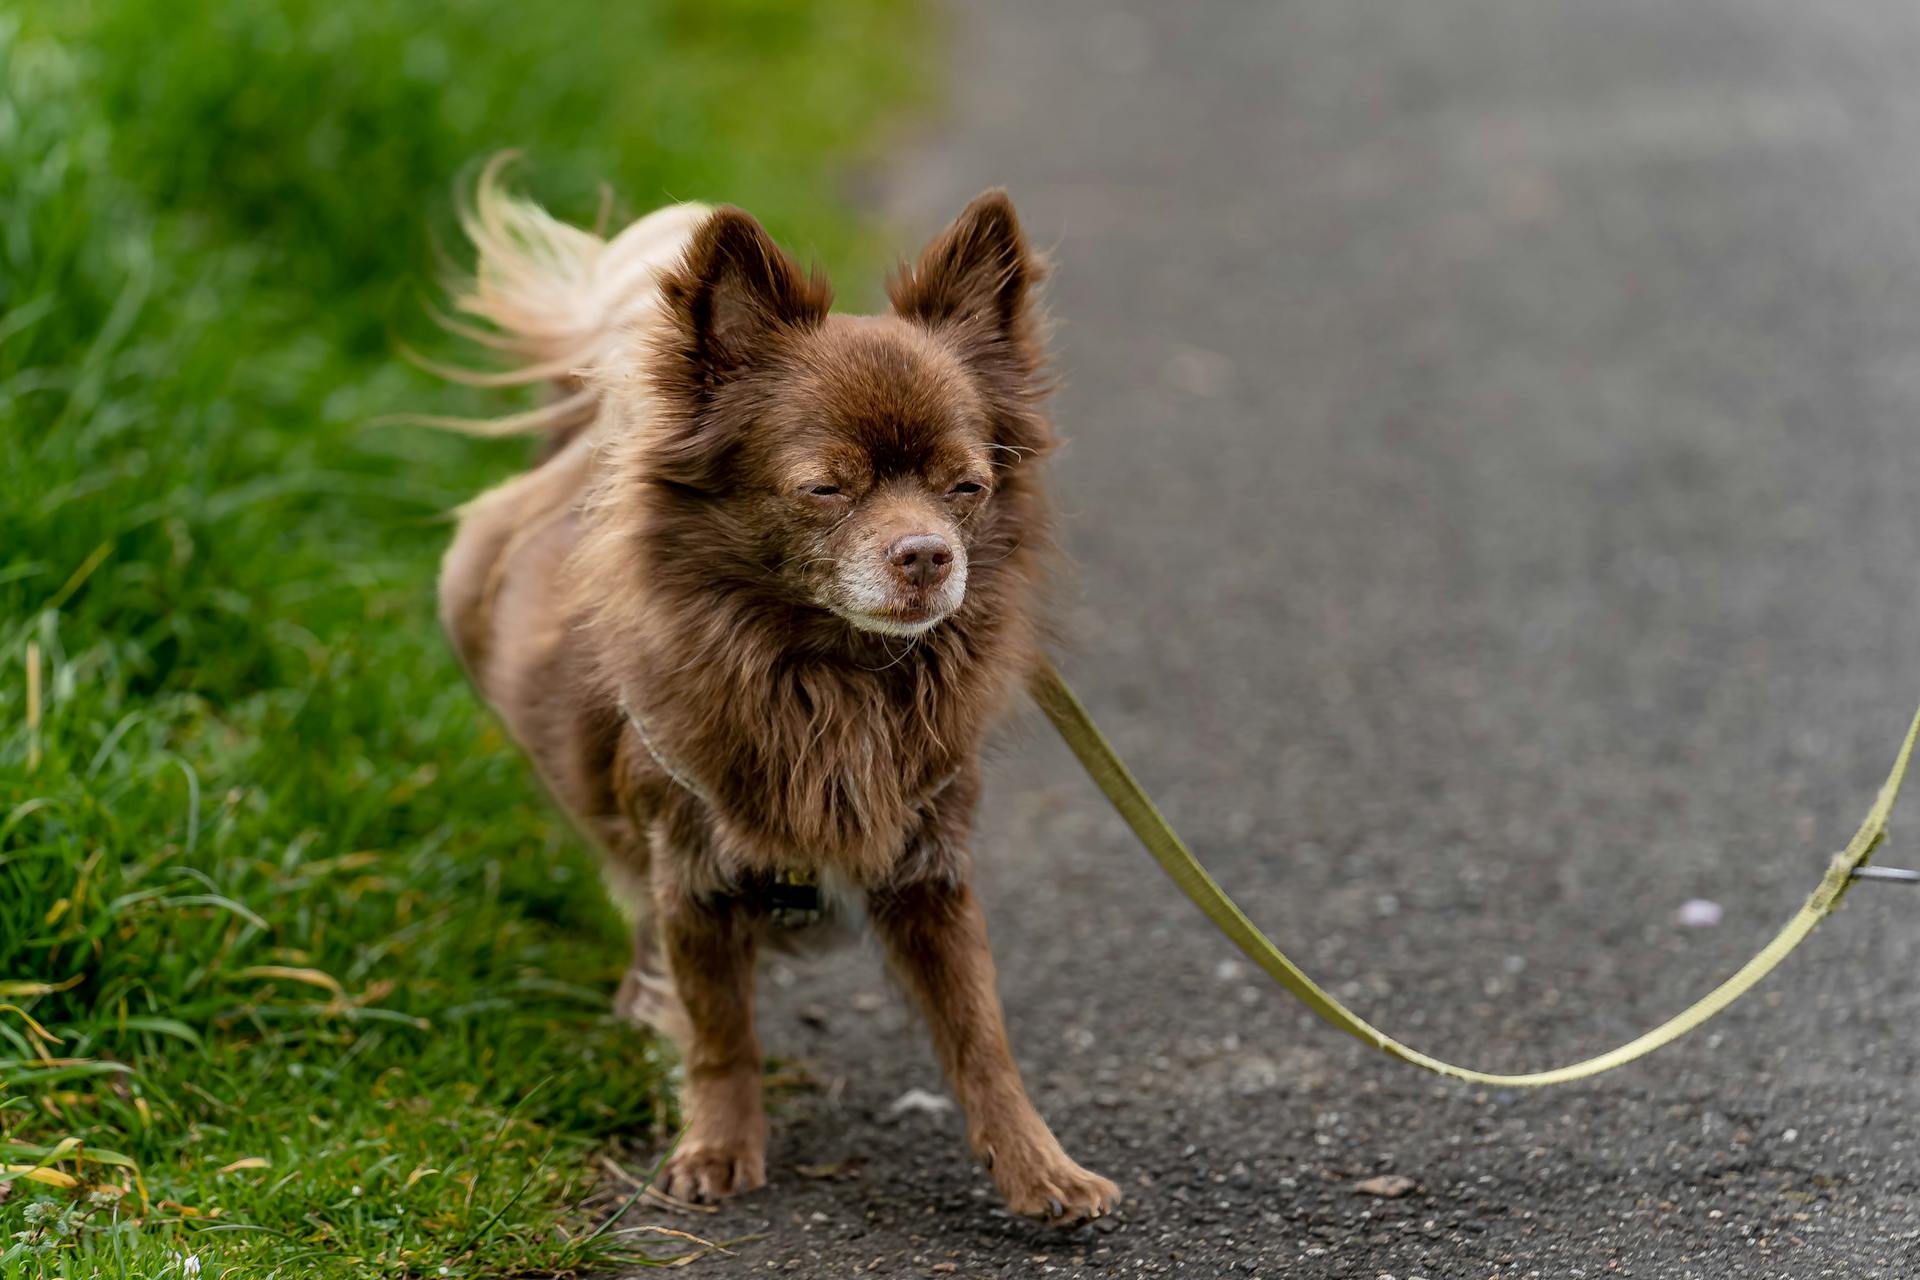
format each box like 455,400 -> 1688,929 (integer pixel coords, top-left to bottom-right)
947,481 -> 985,497
807,484 -> 842,497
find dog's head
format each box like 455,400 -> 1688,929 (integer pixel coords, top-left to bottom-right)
645,192 -> 1051,639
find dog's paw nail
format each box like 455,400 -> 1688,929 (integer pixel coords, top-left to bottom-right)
659,1141 -> 766,1207
1047,1196 -> 1064,1219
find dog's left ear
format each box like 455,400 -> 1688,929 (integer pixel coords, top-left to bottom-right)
890,189 -> 1046,368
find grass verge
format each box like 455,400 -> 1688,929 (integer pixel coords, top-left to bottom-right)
0,2 -> 925,1273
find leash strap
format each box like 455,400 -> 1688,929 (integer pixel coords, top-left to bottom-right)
1033,663 -> 1920,1087
621,699 -> 719,809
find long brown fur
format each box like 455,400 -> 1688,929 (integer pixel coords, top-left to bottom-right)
434,169 -> 1117,1223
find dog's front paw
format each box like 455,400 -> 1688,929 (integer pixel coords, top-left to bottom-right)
657,1139 -> 766,1205
983,1132 -> 1120,1226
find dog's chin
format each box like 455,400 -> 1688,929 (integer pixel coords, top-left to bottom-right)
828,601 -> 955,638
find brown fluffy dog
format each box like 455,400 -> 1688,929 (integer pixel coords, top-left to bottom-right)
433,168 -> 1118,1225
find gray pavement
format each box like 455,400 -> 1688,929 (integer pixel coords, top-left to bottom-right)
644,2 -> 1920,1275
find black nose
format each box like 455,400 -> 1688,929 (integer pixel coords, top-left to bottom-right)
887,534 -> 953,589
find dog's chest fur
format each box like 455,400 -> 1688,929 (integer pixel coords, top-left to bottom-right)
622,614 -> 1019,886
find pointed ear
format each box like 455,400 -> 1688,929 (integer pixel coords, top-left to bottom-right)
660,207 -> 830,384
889,189 -> 1045,350
890,190 -> 1052,457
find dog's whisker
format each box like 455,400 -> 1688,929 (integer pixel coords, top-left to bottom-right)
966,538 -> 1026,567
859,629 -> 926,673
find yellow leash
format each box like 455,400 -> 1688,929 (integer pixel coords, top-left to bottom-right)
1033,664 -> 1920,1087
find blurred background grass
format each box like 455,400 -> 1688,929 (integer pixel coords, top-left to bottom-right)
0,0 -> 926,1273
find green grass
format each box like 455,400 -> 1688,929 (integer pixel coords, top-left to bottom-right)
0,1 -> 926,1273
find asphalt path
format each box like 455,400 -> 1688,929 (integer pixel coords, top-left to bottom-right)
634,2 -> 1920,1274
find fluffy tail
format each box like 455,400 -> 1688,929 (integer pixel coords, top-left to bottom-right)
413,154 -> 711,436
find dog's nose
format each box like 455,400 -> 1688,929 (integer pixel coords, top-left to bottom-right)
887,534 -> 953,589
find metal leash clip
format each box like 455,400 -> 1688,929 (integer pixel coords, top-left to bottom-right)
1852,866 -> 1920,885
767,868 -> 825,929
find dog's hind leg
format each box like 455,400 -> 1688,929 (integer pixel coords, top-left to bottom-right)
612,944 -> 687,1042
605,853 -> 693,1045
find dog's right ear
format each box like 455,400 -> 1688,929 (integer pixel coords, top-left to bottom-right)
659,207 -> 831,388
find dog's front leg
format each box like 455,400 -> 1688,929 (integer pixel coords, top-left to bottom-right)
869,878 -> 1119,1225
652,878 -> 767,1203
